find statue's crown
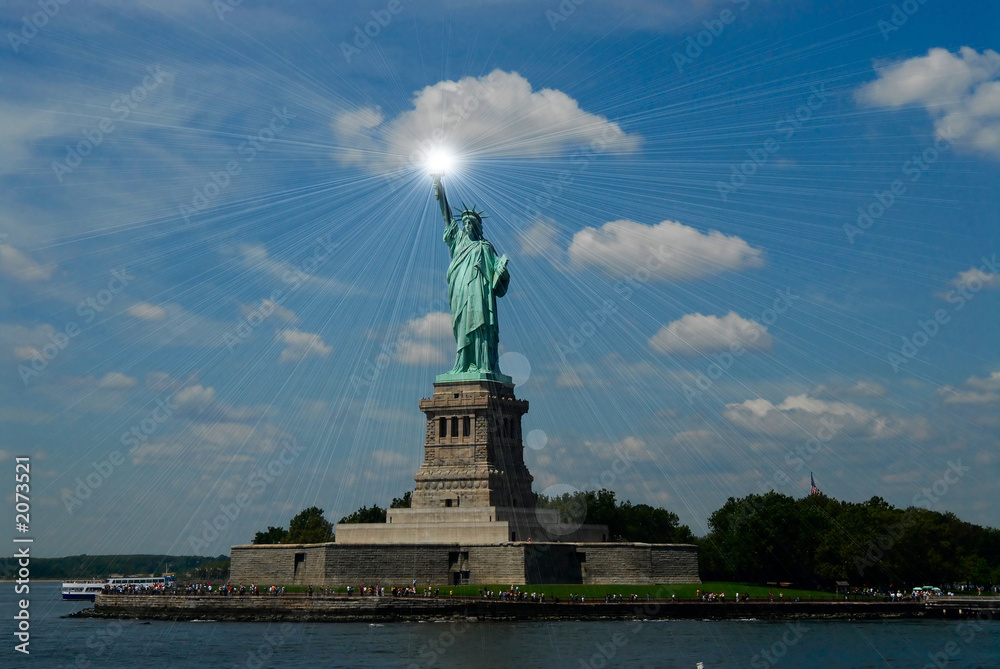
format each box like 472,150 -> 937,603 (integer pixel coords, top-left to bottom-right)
458,202 -> 488,223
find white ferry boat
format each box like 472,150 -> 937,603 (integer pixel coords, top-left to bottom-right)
62,575 -> 176,601
60,581 -> 106,601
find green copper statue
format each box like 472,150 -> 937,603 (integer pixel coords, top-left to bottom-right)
432,175 -> 511,382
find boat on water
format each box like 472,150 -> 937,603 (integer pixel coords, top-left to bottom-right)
61,575 -> 176,601
60,581 -> 106,600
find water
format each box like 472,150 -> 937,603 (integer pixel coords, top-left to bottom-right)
5,583 -> 999,668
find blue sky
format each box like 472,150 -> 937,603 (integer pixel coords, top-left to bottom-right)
1,0 -> 998,556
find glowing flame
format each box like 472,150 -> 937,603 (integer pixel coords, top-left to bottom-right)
426,148 -> 455,176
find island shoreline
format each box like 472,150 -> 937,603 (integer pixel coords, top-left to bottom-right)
66,594 -> 997,623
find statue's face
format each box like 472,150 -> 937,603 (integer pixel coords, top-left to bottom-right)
463,215 -> 482,239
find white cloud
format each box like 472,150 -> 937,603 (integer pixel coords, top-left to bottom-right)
332,70 -> 640,170
857,47 -> 1000,158
233,243 -> 347,295
169,383 -> 270,421
240,298 -> 298,324
13,346 -> 39,360
937,370 -> 1000,404
966,371 -> 1000,392
96,372 -> 137,389
173,384 -> 217,410
813,380 -> 887,399
937,387 -> 999,405
519,218 -> 560,258
849,380 -> 887,397
0,323 -> 57,362
276,329 -> 332,362
672,430 -> 714,445
127,303 -> 168,321
612,435 -> 649,461
554,362 -> 600,389
567,219 -> 763,280
0,104 -> 65,169
396,341 -> 447,365
949,266 -> 1000,290
145,371 -> 181,391
394,312 -> 451,365
0,244 -> 54,282
724,394 -> 927,441
372,449 -> 411,467
131,420 -> 291,467
649,311 -> 771,355
406,311 -> 452,339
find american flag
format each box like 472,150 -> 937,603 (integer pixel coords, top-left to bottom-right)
810,472 -> 819,495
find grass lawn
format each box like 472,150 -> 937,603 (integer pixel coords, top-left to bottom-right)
440,582 -> 835,600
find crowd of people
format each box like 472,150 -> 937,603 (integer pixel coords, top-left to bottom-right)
102,581 -> 989,602
478,586 -> 546,602
101,582 -> 171,595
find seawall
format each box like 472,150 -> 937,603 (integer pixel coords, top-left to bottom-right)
70,594 -> 965,623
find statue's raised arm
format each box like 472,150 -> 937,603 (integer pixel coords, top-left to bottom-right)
432,175 -> 452,226
429,173 -> 511,382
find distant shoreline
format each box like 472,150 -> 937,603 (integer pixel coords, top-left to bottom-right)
67,594 -> 998,623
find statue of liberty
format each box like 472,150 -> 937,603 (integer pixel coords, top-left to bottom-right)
432,175 -> 510,381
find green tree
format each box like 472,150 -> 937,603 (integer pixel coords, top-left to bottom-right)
699,491 -> 1000,589
390,491 -> 412,508
339,504 -> 387,524
195,559 -> 230,580
286,506 -> 334,543
252,525 -> 289,545
536,488 -> 694,544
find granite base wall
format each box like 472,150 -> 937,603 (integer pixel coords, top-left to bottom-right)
230,542 -> 699,586
579,544 -> 700,585
230,543 -> 330,585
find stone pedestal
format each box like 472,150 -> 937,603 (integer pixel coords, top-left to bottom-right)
244,377 -> 701,584
335,379 -> 608,545
412,379 -> 533,510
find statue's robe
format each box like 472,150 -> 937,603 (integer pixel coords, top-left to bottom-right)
444,218 -> 509,374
